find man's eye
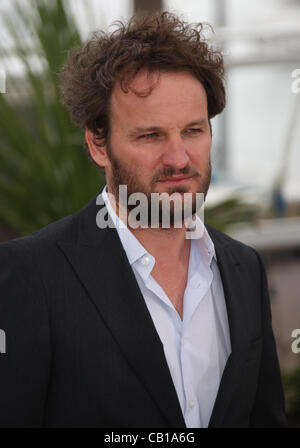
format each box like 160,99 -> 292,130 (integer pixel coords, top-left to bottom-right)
138,133 -> 159,140
186,128 -> 202,134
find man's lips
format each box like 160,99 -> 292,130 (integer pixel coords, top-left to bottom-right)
157,175 -> 194,183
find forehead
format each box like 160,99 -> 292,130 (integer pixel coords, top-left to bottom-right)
109,70 -> 208,130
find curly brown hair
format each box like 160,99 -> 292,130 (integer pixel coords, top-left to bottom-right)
60,11 -> 226,162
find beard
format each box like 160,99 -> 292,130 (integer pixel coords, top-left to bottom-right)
107,143 -> 211,228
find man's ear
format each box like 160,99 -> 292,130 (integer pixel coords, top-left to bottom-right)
85,128 -> 109,168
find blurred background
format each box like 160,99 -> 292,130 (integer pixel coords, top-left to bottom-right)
0,0 -> 299,426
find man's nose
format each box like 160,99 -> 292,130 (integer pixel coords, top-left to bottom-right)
161,135 -> 189,170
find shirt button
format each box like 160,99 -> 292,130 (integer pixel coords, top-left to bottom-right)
182,338 -> 186,346
141,256 -> 150,266
189,400 -> 195,409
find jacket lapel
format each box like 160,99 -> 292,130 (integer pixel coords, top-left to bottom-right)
207,227 -> 255,427
56,195 -> 254,428
57,197 -> 186,428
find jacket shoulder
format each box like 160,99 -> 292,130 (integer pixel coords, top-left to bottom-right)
0,213 -> 75,255
0,193 -> 99,254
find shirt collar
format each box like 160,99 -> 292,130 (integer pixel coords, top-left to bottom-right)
101,186 -> 148,266
101,185 -> 216,271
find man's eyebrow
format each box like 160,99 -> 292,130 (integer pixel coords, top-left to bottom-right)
127,118 -> 208,138
127,126 -> 163,138
185,118 -> 207,127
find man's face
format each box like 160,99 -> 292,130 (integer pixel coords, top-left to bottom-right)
103,70 -> 212,223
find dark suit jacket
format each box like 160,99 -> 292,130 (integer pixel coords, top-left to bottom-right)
0,193 -> 287,427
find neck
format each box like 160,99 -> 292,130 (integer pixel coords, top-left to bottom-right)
106,185 -> 192,261
131,225 -> 191,262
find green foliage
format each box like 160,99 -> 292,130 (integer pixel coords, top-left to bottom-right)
0,0 -> 104,236
282,367 -> 300,417
205,197 -> 257,231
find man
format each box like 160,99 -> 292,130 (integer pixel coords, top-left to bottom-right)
0,12 -> 286,427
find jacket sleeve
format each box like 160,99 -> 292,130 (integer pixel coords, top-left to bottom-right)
249,249 -> 288,427
0,240 -> 52,427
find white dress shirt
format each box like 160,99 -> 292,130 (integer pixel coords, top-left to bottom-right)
101,186 -> 231,428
